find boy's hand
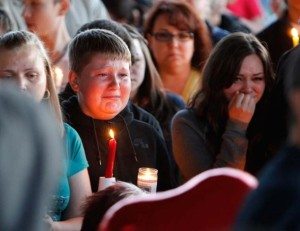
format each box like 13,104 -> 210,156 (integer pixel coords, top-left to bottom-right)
228,92 -> 256,124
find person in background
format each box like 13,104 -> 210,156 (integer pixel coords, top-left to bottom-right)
205,0 -> 251,34
0,30 -> 91,231
63,29 -> 175,192
81,182 -> 145,231
0,84 -> 62,231
235,43 -> 300,231
186,0 -> 230,45
144,0 -> 212,103
260,0 -> 287,27
0,0 -> 27,30
102,0 -> 140,25
65,0 -> 110,37
257,0 -> 297,157
124,24 -> 185,183
22,0 -> 71,92
172,32 -> 275,182
0,8 -> 12,35
226,0 -> 265,33
257,0 -> 298,69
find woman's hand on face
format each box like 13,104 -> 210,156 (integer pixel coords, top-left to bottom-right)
228,92 -> 256,124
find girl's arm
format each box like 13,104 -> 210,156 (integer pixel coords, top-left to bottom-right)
50,169 -> 92,231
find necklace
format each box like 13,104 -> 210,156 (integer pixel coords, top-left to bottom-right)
92,119 -> 102,166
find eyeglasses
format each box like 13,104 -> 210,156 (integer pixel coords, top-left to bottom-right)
151,31 -> 194,42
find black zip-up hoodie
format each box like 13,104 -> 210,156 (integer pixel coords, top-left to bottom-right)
62,96 -> 175,192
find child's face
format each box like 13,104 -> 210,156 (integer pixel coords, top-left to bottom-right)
0,45 -> 47,102
74,53 -> 131,120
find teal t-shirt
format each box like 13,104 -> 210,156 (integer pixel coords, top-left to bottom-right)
48,123 -> 88,221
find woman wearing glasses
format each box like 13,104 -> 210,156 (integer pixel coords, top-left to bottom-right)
144,0 -> 212,103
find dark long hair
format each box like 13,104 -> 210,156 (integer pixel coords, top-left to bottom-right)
144,0 -> 212,70
190,32 -> 275,143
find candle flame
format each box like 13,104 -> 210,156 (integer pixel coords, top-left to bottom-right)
291,28 -> 299,37
54,66 -> 63,90
109,129 -> 114,139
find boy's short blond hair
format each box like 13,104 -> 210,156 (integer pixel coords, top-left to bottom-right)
69,29 -> 131,74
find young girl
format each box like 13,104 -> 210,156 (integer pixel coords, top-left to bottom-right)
172,32 -> 275,182
0,30 -> 91,231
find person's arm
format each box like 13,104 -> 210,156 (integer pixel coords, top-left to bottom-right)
172,110 -> 217,181
46,217 -> 83,231
172,109 -> 249,181
50,170 -> 92,231
64,169 -> 92,218
48,124 -> 92,231
213,119 -> 248,169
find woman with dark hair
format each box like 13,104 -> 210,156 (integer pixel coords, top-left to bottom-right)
144,0 -> 212,102
172,32 -> 275,182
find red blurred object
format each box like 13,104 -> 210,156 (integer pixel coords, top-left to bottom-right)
100,167 -> 258,231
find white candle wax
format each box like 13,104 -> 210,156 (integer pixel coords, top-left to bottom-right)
137,167 -> 158,193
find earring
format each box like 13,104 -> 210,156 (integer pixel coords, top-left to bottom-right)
43,89 -> 50,99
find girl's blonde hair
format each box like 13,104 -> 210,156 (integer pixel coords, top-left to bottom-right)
0,30 -> 64,134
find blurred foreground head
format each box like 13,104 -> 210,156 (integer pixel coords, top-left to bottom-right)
0,83 -> 62,231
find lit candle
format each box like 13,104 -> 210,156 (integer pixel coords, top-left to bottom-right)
291,28 -> 299,47
53,66 -> 63,90
137,167 -> 158,193
104,129 -> 117,178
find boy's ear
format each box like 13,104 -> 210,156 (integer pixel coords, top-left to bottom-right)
57,0 -> 70,16
69,71 -> 79,92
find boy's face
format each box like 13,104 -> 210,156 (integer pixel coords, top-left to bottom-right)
71,53 -> 131,120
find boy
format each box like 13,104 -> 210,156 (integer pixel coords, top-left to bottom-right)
63,29 -> 174,192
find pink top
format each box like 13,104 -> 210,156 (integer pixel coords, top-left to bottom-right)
227,0 -> 262,20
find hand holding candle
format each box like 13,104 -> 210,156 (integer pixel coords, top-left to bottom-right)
105,129 -> 117,178
291,28 -> 299,47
